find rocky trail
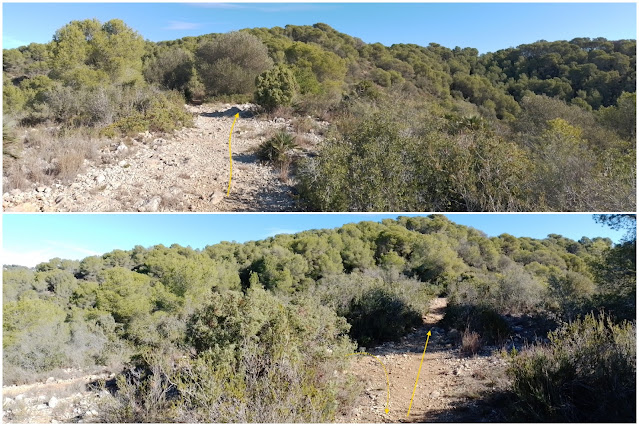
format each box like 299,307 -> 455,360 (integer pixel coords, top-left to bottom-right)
2,371 -> 114,423
4,103 -> 324,212
339,297 -> 510,423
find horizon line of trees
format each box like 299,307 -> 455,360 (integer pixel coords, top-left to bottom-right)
3,214 -> 635,421
2,19 -> 635,212
3,20 -> 635,122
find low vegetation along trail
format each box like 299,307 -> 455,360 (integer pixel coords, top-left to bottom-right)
340,297 -> 508,423
4,103 -> 312,212
3,297 -> 507,424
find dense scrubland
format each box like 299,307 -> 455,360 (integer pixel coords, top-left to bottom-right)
3,20 -> 636,211
3,214 -> 635,422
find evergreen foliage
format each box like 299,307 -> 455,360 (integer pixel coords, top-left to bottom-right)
508,314 -> 635,422
254,64 -> 298,111
2,215 -> 635,421
3,21 -> 635,210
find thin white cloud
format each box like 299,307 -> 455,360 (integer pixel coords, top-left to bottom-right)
3,241 -> 102,267
2,248 -> 56,268
3,35 -> 29,49
164,20 -> 203,30
42,240 -> 101,257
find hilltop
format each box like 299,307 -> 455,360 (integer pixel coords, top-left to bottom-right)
3,215 -> 636,422
3,21 -> 636,211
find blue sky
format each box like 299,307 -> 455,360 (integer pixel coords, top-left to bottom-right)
3,3 -> 636,53
2,214 -> 628,267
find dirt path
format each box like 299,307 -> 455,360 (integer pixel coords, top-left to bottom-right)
339,297 -> 509,423
4,104 -> 319,212
2,372 -> 113,423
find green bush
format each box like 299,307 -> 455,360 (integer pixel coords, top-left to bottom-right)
296,103 -> 532,212
254,64 -> 298,111
101,88 -> 192,136
101,288 -> 357,422
196,31 -> 272,96
3,298 -> 71,373
345,286 -> 422,348
3,82 -> 27,115
255,131 -> 297,166
186,71 -> 206,103
442,303 -> 511,344
508,313 -> 636,422
145,90 -> 193,132
309,272 -> 435,322
143,47 -> 193,92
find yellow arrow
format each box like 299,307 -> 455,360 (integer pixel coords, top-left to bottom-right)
347,352 -> 391,413
227,112 -> 239,196
406,330 -> 431,417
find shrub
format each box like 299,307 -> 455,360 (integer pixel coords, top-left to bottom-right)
309,272 -> 435,321
508,313 -> 636,422
3,82 -> 27,115
3,298 -> 71,372
3,123 -> 19,165
254,65 -> 298,111
296,102 -> 532,212
50,134 -> 99,183
145,90 -> 193,132
596,91 -> 636,141
548,271 -> 596,320
291,115 -> 318,134
186,72 -> 206,103
196,32 -> 272,96
143,47 -> 193,92
101,88 -> 192,136
461,329 -> 482,356
101,288 -> 357,422
297,110 -> 413,211
345,286 -> 422,348
494,265 -> 545,314
443,303 -> 511,344
256,131 -> 297,167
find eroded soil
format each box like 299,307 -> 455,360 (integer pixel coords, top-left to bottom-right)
338,297 -> 511,423
4,104 -> 324,212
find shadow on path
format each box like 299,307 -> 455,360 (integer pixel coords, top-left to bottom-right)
417,389 -> 515,422
201,106 -> 255,119
232,152 -> 258,164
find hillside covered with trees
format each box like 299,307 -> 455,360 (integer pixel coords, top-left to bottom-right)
3,215 -> 636,422
3,20 -> 636,211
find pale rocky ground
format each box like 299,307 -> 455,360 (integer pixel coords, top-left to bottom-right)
2,371 -> 114,423
3,103 -> 325,212
338,297 -> 512,423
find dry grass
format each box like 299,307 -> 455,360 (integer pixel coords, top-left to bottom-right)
3,399 -> 32,423
294,134 -> 317,150
461,329 -> 482,356
278,159 -> 292,184
269,105 -> 295,120
254,128 -> 274,141
291,116 -> 318,134
3,125 -> 108,192
160,193 -> 183,211
3,162 -> 31,192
